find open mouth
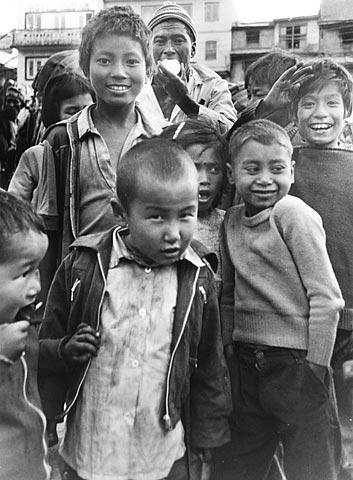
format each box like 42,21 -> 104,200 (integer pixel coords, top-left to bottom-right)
198,190 -> 211,202
252,190 -> 277,196
310,123 -> 333,131
107,85 -> 130,92
162,247 -> 180,257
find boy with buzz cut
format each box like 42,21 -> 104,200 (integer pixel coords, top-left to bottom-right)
38,138 -> 231,480
0,190 -> 50,480
221,119 -> 344,480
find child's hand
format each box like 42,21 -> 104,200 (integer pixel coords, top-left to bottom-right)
0,321 -> 30,362
61,323 -> 100,365
260,63 -> 314,113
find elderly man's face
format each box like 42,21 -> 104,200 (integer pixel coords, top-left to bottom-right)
151,20 -> 196,72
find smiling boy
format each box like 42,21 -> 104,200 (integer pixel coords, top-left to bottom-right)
221,119 -> 344,480
39,138 -> 230,480
288,59 -> 353,476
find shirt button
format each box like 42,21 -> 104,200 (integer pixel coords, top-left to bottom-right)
139,308 -> 146,317
131,359 -> 139,368
256,351 -> 264,360
145,267 -> 151,274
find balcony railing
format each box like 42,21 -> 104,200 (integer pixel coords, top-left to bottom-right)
12,28 -> 82,48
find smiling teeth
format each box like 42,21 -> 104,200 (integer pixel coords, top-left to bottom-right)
108,85 -> 129,91
311,124 -> 331,130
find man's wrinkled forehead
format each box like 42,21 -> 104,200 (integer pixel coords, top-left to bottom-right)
152,19 -> 193,39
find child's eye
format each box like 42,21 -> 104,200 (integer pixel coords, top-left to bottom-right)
149,214 -> 163,221
208,166 -> 222,174
301,101 -> 315,108
245,167 -> 258,174
127,58 -> 140,66
97,57 -> 110,65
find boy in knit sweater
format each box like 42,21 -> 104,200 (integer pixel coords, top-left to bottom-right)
286,58 -> 353,477
221,119 -> 344,480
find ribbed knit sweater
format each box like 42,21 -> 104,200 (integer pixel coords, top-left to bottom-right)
220,195 -> 344,366
290,146 -> 353,331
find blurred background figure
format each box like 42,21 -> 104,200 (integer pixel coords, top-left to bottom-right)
0,84 -> 25,189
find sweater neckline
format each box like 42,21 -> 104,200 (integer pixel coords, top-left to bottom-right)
242,206 -> 271,227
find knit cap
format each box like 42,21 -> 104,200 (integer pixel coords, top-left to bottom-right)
147,1 -> 197,41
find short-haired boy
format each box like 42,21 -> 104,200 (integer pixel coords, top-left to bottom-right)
221,119 -> 344,480
38,138 -> 231,480
288,58 -> 353,474
0,190 -> 50,480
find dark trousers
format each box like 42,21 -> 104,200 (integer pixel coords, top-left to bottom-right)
60,455 -> 188,480
217,343 -> 342,480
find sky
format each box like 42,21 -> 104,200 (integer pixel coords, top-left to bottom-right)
0,0 -> 323,36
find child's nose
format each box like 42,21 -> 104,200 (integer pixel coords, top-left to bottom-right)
198,168 -> 209,185
257,171 -> 273,184
313,102 -> 328,117
28,269 -> 41,296
111,61 -> 127,78
164,222 -> 180,243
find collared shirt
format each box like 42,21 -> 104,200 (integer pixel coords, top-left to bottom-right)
61,229 -> 187,480
77,104 -> 159,237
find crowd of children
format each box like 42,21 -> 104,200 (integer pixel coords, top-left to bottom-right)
2,3 -> 353,480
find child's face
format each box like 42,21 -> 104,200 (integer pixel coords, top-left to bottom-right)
187,144 -> 223,216
59,92 -> 93,121
122,173 -> 198,265
89,34 -> 146,110
0,230 -> 48,324
296,81 -> 346,148
229,140 -> 294,217
247,79 -> 271,104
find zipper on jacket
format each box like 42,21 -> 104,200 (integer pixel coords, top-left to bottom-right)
70,278 -> 80,302
21,355 -> 51,480
62,252 -> 106,418
163,267 -> 200,431
199,285 -> 207,304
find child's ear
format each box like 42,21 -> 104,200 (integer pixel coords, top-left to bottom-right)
111,196 -> 128,224
226,162 -> 235,185
290,160 -> 295,184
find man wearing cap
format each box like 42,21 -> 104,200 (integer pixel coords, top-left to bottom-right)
139,1 -> 237,134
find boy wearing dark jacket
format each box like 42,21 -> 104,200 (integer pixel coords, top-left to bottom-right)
39,138 -> 230,480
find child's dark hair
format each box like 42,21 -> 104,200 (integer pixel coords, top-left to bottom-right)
228,119 -> 293,162
41,72 -> 94,127
0,191 -> 46,264
79,6 -> 152,78
245,50 -> 299,95
116,137 -> 197,211
160,118 -> 229,207
290,58 -> 353,119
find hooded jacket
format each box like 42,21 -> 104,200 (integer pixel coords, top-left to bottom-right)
38,228 -> 231,450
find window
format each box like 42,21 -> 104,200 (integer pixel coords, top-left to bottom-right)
340,26 -> 353,45
280,24 -> 306,49
246,30 -> 260,46
25,10 -> 94,30
25,57 -> 49,81
205,40 -> 217,60
205,2 -> 219,22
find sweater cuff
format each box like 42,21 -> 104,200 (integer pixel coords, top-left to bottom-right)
338,308 -> 353,330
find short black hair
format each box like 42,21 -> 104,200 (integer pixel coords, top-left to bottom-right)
79,6 -> 152,78
245,50 -> 299,93
41,72 -> 94,127
116,137 -> 198,211
0,191 -> 46,264
161,118 -> 229,207
290,58 -> 353,119
228,119 -> 293,165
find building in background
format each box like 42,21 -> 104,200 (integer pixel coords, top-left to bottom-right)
230,15 -> 320,83
12,0 -> 102,89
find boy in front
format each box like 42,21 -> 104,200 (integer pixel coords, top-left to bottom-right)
0,191 -> 50,480
39,138 -> 230,480
221,119 -> 344,480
